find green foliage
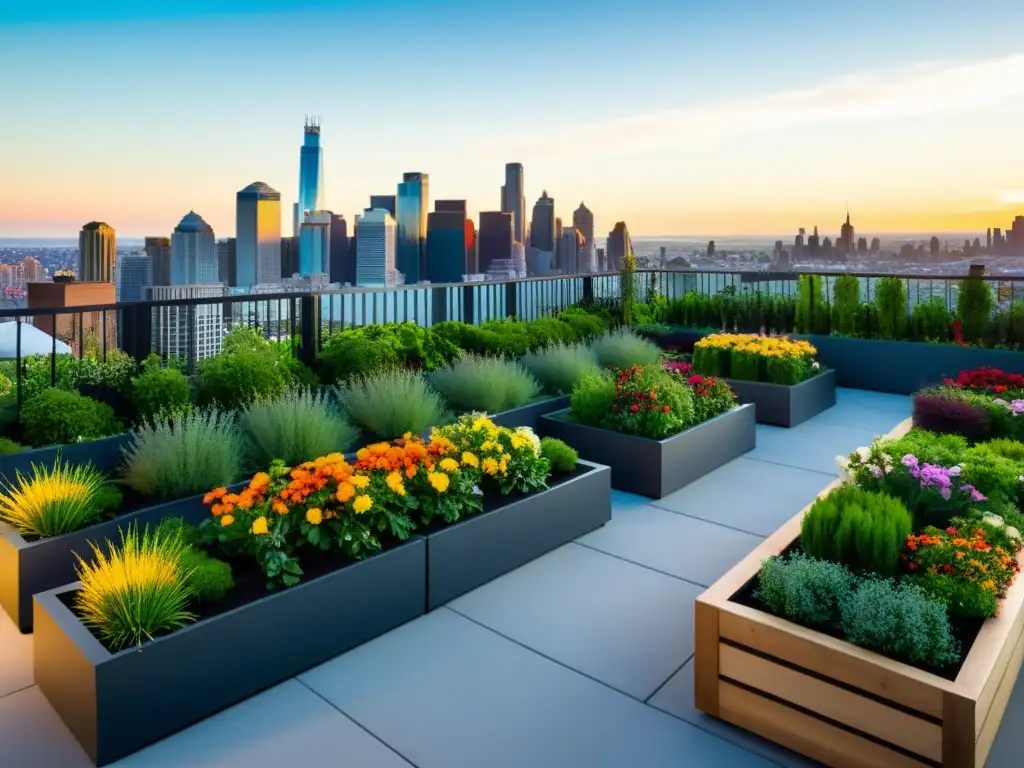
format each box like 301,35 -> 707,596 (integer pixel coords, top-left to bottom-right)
19,387 -> 120,447
520,343 -> 600,395
478,319 -> 534,357
73,349 -> 137,395
838,578 -> 960,667
908,572 -> 999,620
540,437 -> 578,473
831,275 -> 861,336
239,387 -> 359,470
556,307 -> 611,340
428,321 -> 501,357
0,437 -> 21,455
131,354 -> 192,422
795,275 -> 828,334
589,328 -> 662,369
729,346 -> 762,382
430,355 -> 539,414
756,553 -> 857,629
526,316 -> 577,348
569,371 -> 616,426
956,278 -> 994,343
800,485 -> 913,577
961,440 -> 1024,505
335,368 -> 450,441
0,460 -> 122,538
195,348 -> 289,412
179,548 -> 234,604
318,326 -> 402,381
911,296 -> 953,342
874,277 -> 907,340
122,410 -> 242,500
154,515 -> 200,546
600,364 -> 695,438
995,300 -> 1024,347
18,354 -> 78,403
621,252 -> 637,326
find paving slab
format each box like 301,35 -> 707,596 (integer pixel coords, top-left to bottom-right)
811,388 -> 912,433
746,420 -> 879,476
985,663 -> 1024,768
0,607 -> 32,699
0,686 -> 93,767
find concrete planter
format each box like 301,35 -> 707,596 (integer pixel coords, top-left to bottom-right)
0,433 -> 132,486
488,395 -> 571,431
425,459 -> 611,609
34,537 -> 427,766
538,404 -> 756,498
724,368 -> 836,427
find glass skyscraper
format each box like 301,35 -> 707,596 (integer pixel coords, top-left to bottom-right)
170,211 -> 218,285
299,211 -> 332,276
426,211 -> 466,284
478,211 -> 513,274
356,208 -> 398,287
235,181 -> 282,288
295,118 -> 324,236
396,172 -> 428,284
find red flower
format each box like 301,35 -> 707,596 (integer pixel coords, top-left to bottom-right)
688,374 -> 704,386
662,405 -> 670,413
649,391 -> 656,399
629,404 -> 640,413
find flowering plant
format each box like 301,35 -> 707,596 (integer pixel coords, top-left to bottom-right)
942,366 -> 1024,394
991,398 -> 1024,416
436,414 -> 549,495
684,373 -> 736,424
904,519 -> 1020,600
692,333 -> 819,385
601,364 -> 693,439
663,359 -> 693,377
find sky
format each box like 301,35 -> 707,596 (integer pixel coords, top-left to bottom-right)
2,0 -> 1024,240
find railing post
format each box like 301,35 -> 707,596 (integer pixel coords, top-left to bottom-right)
431,286 -> 448,325
505,281 -> 518,320
583,275 -> 594,303
462,284 -> 476,326
299,293 -> 320,368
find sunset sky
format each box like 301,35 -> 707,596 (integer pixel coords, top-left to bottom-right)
3,0 -> 1024,239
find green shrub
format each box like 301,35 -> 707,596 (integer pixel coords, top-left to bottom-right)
795,275 -> 828,334
131,355 -> 192,422
961,440 -> 1024,505
557,307 -> 611,340
878,428 -> 968,467
20,388 -> 120,447
239,387 -> 359,469
526,316 -> 577,348
908,572 -> 999,619
911,296 -> 953,342
540,437 -> 578,473
73,349 -> 136,394
479,319 -> 534,357
180,548 -> 234,603
569,371 -> 616,426
122,411 -> 242,500
19,354 -> 78,402
430,355 -> 539,414
956,278 -> 994,343
756,553 -> 856,629
520,343 -> 600,395
318,328 -> 401,382
831,275 -> 861,336
838,578 -> 960,667
428,321 -> 501,357
195,349 -> 289,412
996,299 -> 1024,347
154,515 -> 200,546
800,485 -> 912,577
0,437 -> 20,455
0,460 -> 122,538
874,277 -> 907,340
335,368 -> 449,441
589,329 -> 662,369
729,346 -> 763,382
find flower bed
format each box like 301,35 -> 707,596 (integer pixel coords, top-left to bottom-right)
914,366 -> 1024,444
695,418 -> 1024,768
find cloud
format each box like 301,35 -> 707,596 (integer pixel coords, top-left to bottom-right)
459,53 -> 1024,165
996,190 -> 1024,206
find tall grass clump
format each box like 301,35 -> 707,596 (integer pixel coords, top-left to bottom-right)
122,410 -> 242,500
0,461 -> 122,538
589,328 -> 662,369
239,387 -> 359,469
73,523 -> 195,650
335,368 -> 450,441
430,355 -> 539,414
520,343 -> 601,395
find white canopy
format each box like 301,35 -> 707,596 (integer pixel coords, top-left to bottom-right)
0,321 -> 73,358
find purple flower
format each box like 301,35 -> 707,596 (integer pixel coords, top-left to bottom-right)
902,454 -> 919,469
960,483 -> 988,502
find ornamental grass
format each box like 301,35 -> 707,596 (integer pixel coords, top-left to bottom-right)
589,329 -> 662,369
520,343 -> 601,395
0,460 -> 121,538
334,368 -> 450,441
429,354 -> 539,414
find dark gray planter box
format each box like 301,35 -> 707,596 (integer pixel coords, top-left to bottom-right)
537,404 -> 756,498
33,537 -> 426,766
425,459 -> 611,609
0,481 -> 246,633
724,368 -> 836,427
636,327 -> 710,352
488,395 -> 571,431
0,433 -> 132,486
799,335 -> 1024,395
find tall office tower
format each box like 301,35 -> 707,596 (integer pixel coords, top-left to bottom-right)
280,236 -> 299,278
355,208 -> 398,287
396,172 -> 429,283
236,181 -> 282,288
839,210 -> 855,254
144,236 -> 172,286
217,238 -> 236,286
1010,216 -> 1024,256
466,222 -> 477,274
149,284 -> 224,362
987,228 -> 993,251
572,202 -> 594,255
554,216 -> 563,268
870,237 -> 881,254
606,222 -> 632,271
117,254 -> 153,302
369,195 -> 397,218
529,191 -> 556,252
295,117 -> 325,236
328,213 -> 349,284
994,228 -> 1004,253
78,221 -> 116,282
857,237 -> 868,253
478,212 -> 513,274
22,255 -> 43,283
426,210 -> 467,284
435,200 -> 475,275
596,247 -> 606,271
510,242 -> 527,277
808,225 -> 820,255
299,210 -> 332,276
501,163 -> 526,244
170,211 -> 218,284
559,227 -> 583,274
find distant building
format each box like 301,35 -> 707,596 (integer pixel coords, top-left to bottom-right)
857,237 -> 868,253
78,222 -> 116,283
554,216 -> 563,269
559,227 -> 583,275
117,254 -> 152,302
217,238 -> 236,287
280,236 -> 299,278
606,222 -> 632,271
426,210 -> 467,284
510,242 -> 527,277
707,240 -> 716,257
435,200 -> 475,275
501,163 -> 526,244
396,172 -> 429,283
478,212 -> 513,274
369,195 -> 396,217
28,280 -> 116,356
529,191 -> 556,253
149,283 -> 224,362
596,247 -> 606,271
839,210 -> 855,254
22,256 -> 43,283
356,208 -> 398,287
870,237 -> 881,254
295,118 -> 325,236
573,203 -> 595,258
171,211 -> 218,285
299,210 -> 332,276
329,213 -> 350,285
236,181 -> 282,288
930,236 -> 941,257
144,236 -> 172,286
987,228 -> 993,251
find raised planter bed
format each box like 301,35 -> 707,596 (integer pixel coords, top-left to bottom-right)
488,395 -> 571,431
636,326 -> 710,352
34,536 -> 426,766
425,459 -> 610,609
724,368 -> 836,428
0,433 -> 132,485
537,404 -> 755,498
0,481 -> 246,633
694,419 -> 1024,768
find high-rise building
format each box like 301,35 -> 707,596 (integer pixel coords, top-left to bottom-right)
117,254 -> 153,302
217,238 -> 236,286
356,208 -> 398,287
554,216 -> 563,269
478,212 -> 513,274
299,211 -> 332,276
170,211 -> 218,285
435,200 -> 475,277
369,195 -> 397,217
144,236 -> 172,286
280,236 -> 299,278
857,237 -> 868,253
987,228 -> 993,251
606,222 -> 632,271
22,256 -> 43,283
294,118 -> 325,236
78,222 -> 116,283
1010,216 -> 1024,256
236,181 -> 282,288
328,213 -> 349,284
596,247 -> 606,271
396,172 -> 429,283
573,203 -> 594,255
930,236 -> 941,257
870,237 -> 881,254
839,210 -> 855,254
529,191 -> 556,253
559,227 -> 583,275
426,210 -> 467,284
501,163 -> 526,244
149,284 -> 224,362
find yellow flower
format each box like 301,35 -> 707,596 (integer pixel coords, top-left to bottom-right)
353,494 -> 373,514
351,474 -> 370,489
472,416 -> 494,432
482,457 -> 499,475
498,457 -> 508,474
428,472 -> 451,493
251,516 -> 269,535
481,440 -> 497,452
220,514 -> 235,527
439,457 -> 459,472
386,471 -> 406,496
306,508 -> 323,525
461,451 -> 479,468
510,434 -> 528,450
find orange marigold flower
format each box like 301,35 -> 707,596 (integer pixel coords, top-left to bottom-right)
351,474 -> 370,489
204,487 -> 227,504
210,503 -> 224,517
306,508 -> 323,525
272,500 -> 289,515
250,472 -> 270,489
336,482 -> 355,503
221,514 -> 235,527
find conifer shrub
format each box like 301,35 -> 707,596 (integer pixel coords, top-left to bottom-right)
756,553 -> 857,629
831,274 -> 861,336
874,277 -> 908,340
956,277 -> 994,343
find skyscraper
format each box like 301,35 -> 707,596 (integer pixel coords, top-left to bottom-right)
217,238 -> 236,286
117,254 -> 153,302
426,210 -> 467,284
478,212 -> 513,274
559,227 -> 583,275
171,212 -> 218,285
501,163 -> 526,244
22,255 -> 43,283
149,284 -> 224,362
572,202 -> 594,255
554,216 -> 563,269
530,192 -> 556,252
839,210 -> 855,255
435,200 -> 474,277
299,211 -> 332,276
144,236 -> 172,286
328,213 -> 350,284
396,172 -> 429,283
78,222 -> 116,282
606,222 -> 632,271
369,195 -> 397,217
280,236 -> 299,278
295,118 -> 325,236
356,208 -> 398,287
236,181 -> 282,288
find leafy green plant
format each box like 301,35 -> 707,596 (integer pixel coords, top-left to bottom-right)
910,296 -> 953,342
195,348 -> 289,412
428,321 -> 501,357
478,319 -> 535,357
800,485 -> 913,577
73,523 -> 195,650
756,553 -> 857,629
601,364 -> 695,439
795,275 -> 828,334
907,572 -> 998,620
121,410 -> 242,500
430,355 -> 539,414
520,343 -> 600,395
335,368 -> 450,441
540,437 -> 578,473
621,252 -> 637,326
557,306 -> 611,340
589,328 -> 662,369
995,299 -> 1024,347
131,354 -> 192,422
956,278 -> 994,344
831,275 -> 861,336
569,371 -> 616,426
874,277 -> 907,340
0,437 -> 20,455
239,387 -> 359,470
960,440 -> 1024,505
526,316 -> 577,348
73,348 -> 136,393
0,460 -> 122,538
19,388 -> 120,447
179,548 -> 234,604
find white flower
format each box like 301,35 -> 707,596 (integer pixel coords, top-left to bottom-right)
516,427 -> 542,457
835,455 -> 850,471
982,513 -> 1006,529
812,361 -> 821,370
1008,527 -> 1022,541
855,446 -> 871,462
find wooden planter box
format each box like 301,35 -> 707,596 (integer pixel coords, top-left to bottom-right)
724,368 -> 836,428
34,537 -> 427,766
694,419 -> 1024,768
488,395 -> 571,431
425,459 -> 611,609
0,433 -> 132,486
538,404 -> 755,498
0,482 -> 246,633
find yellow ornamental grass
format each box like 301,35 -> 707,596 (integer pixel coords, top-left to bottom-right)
0,461 -> 120,539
